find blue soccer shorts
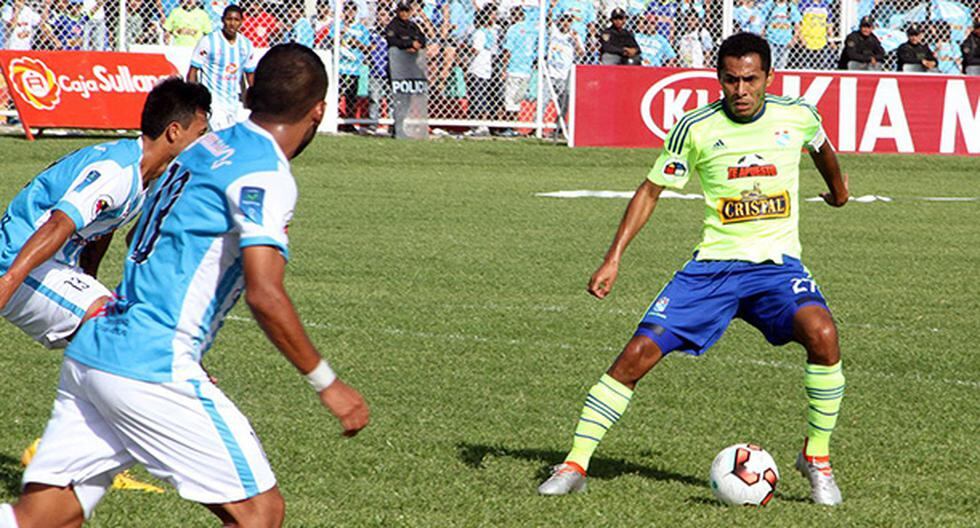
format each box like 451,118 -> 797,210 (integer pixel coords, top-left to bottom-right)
634,255 -> 830,356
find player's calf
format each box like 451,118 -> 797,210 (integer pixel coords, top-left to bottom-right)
606,335 -> 665,388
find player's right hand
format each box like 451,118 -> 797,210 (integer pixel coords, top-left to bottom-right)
320,380 -> 370,437
588,260 -> 619,299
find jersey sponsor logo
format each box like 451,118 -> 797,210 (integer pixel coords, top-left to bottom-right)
201,134 -> 236,169
653,296 -> 669,313
717,183 -> 790,224
8,57 -> 61,110
240,187 -> 265,224
224,62 -> 239,75
727,154 -> 778,179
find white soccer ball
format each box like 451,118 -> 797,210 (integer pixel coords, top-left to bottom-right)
709,443 -> 780,506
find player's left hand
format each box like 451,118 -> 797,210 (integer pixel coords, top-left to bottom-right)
820,172 -> 849,207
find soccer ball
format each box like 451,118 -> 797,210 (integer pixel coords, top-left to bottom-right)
709,443 -> 780,506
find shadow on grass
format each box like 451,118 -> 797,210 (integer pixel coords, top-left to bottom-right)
456,442 -> 707,488
0,453 -> 23,495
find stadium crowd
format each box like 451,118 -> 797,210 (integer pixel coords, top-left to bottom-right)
2,0 -> 979,131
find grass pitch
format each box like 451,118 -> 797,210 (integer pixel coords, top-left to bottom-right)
0,135 -> 977,527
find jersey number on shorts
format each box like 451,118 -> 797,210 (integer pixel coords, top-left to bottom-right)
130,163 -> 191,264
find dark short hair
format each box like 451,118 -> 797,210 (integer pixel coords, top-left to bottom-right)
223,4 -> 243,18
716,32 -> 772,73
246,43 -> 328,123
141,77 -> 211,139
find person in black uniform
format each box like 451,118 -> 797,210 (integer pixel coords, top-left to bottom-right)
599,8 -> 640,65
962,20 -> 980,75
896,24 -> 937,72
385,1 -> 426,55
839,16 -> 885,70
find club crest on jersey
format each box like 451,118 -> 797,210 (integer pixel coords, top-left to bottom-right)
717,183 -> 790,224
662,159 -> 687,180
240,187 -> 265,224
727,154 -> 778,180
92,195 -> 113,217
774,129 -> 792,147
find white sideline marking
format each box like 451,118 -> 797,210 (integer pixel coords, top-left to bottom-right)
225,315 -> 978,389
536,190 -> 977,203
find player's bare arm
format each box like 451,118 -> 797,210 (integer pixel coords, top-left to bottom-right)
187,65 -> 201,84
0,210 -> 76,310
809,139 -> 849,207
242,245 -> 369,436
589,180 -> 664,299
78,231 -> 114,279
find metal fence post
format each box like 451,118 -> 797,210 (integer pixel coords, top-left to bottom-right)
534,0 -> 546,139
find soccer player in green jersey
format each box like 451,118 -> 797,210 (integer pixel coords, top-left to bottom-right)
538,32 -> 850,505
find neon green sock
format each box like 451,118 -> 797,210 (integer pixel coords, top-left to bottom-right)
564,374 -> 633,471
804,361 -> 845,458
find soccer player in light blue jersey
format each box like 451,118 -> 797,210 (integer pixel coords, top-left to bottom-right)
0,78 -> 209,351
1,44 -> 368,528
188,4 -> 257,131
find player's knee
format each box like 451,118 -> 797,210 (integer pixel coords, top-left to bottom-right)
249,489 -> 285,528
612,337 -> 663,382
802,321 -> 839,364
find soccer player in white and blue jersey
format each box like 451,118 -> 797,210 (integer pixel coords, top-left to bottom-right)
1,45 -> 369,528
188,4 -> 257,131
0,78 -> 209,350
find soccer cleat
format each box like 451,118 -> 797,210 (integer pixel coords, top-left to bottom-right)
112,471 -> 165,493
20,438 -> 40,467
795,452 -> 842,506
537,462 -> 587,496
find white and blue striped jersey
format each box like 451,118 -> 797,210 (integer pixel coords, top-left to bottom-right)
0,139 -> 145,271
190,32 -> 258,108
66,121 -> 296,383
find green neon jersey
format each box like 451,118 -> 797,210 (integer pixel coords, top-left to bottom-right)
648,95 -> 826,264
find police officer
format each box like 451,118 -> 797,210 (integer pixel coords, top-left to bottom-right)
896,24 -> 937,72
962,20 -> 980,75
599,8 -> 640,65
839,16 -> 885,70
385,2 -> 426,54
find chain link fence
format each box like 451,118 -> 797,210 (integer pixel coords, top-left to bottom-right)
2,0 -> 978,130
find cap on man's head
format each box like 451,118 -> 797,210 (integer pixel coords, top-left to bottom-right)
396,1 -> 411,11
610,7 -> 627,19
906,24 -> 922,36
859,16 -> 874,27
68,0 -> 85,5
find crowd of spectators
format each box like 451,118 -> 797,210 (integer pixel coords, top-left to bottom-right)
3,0 -> 980,131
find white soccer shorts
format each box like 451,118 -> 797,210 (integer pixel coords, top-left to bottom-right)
23,358 -> 277,517
209,101 -> 250,131
0,260 -> 111,349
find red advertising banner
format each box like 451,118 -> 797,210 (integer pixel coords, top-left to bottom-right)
0,51 -> 178,140
571,65 -> 980,156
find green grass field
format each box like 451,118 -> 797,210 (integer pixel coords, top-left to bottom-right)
0,135 -> 977,527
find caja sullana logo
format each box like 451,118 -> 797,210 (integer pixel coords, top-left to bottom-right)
8,57 -> 61,111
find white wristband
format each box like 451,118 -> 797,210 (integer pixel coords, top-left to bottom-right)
304,360 -> 336,392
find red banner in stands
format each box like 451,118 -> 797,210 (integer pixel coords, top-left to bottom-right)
571,65 -> 980,155
0,51 -> 178,140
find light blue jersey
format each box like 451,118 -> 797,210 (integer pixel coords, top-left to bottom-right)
190,31 -> 257,108
635,32 -> 676,66
0,139 -> 145,272
504,20 -> 538,76
66,121 -> 295,384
